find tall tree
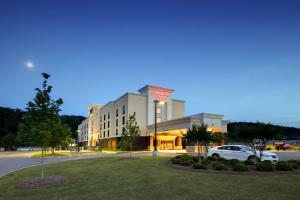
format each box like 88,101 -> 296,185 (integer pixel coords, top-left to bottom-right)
185,124 -> 222,164
18,73 -> 71,178
121,113 -> 140,159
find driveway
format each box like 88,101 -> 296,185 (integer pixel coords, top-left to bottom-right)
1,150 -> 299,177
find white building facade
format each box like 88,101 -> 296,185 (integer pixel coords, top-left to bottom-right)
77,85 -> 229,150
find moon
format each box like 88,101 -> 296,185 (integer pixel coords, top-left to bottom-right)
25,61 -> 34,69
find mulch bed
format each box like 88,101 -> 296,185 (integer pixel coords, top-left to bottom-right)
167,161 -> 300,176
16,176 -> 69,189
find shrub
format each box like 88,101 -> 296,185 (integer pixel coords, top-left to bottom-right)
171,157 -> 181,165
213,163 -> 227,171
244,160 -> 255,165
217,158 -> 228,165
201,159 -> 211,166
287,159 -> 300,166
256,161 -> 274,171
290,163 -> 299,169
180,158 -> 195,166
229,159 -> 240,167
276,162 -> 293,171
207,156 -> 217,161
193,163 -> 207,169
233,163 -> 248,172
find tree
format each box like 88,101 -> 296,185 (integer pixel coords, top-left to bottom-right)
18,73 -> 71,178
185,124 -> 222,164
233,123 -> 276,163
121,113 -> 140,159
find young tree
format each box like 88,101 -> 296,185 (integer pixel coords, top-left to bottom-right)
18,73 -> 71,178
233,123 -> 276,164
185,124 -> 222,164
121,113 -> 140,159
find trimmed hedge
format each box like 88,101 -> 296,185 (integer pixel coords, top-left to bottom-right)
193,163 -> 208,169
256,161 -> 274,171
213,163 -> 227,171
233,163 -> 248,172
244,160 -> 255,165
229,159 -> 240,167
276,162 -> 293,171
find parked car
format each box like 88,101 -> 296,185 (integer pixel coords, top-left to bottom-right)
275,144 -> 293,151
208,145 -> 279,163
17,147 -> 34,151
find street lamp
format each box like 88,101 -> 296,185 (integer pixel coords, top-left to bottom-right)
153,100 -> 165,158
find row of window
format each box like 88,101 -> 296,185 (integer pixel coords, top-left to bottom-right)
100,116 -> 126,130
100,127 -> 125,138
100,105 -> 126,122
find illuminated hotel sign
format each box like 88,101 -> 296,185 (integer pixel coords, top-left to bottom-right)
150,86 -> 172,101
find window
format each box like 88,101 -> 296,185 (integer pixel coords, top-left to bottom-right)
108,112 -> 110,119
116,129 -> 118,135
104,114 -> 106,121
122,127 -> 125,134
104,122 -> 105,129
122,116 -> 125,125
108,121 -> 110,128
104,131 -> 105,138
100,116 -> 102,122
107,130 -> 110,137
230,146 -> 242,151
116,109 -> 118,117
116,119 -> 118,127
122,105 -> 125,114
156,117 -> 161,123
100,124 -> 102,130
156,107 -> 162,114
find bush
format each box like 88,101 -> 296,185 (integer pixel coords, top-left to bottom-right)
233,163 -> 248,172
207,156 -> 217,161
290,163 -> 299,169
244,160 -> 255,165
213,163 -> 227,171
201,159 -> 210,166
256,161 -> 274,171
287,159 -> 300,166
217,158 -> 228,165
171,157 -> 181,165
276,162 -> 293,171
229,159 -> 240,167
180,158 -> 195,166
193,163 -> 208,169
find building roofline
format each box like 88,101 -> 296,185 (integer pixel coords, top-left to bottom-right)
172,99 -> 185,103
138,85 -> 175,93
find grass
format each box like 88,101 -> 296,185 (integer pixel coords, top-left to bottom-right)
0,157 -> 300,200
31,151 -> 70,158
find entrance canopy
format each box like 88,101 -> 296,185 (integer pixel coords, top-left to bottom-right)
147,113 -> 228,135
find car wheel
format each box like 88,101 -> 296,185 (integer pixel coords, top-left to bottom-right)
248,156 -> 259,163
212,154 -> 219,159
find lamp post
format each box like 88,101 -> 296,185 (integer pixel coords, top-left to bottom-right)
153,100 -> 158,158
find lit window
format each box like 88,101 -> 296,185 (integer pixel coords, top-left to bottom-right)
157,117 -> 162,123
156,107 -> 162,114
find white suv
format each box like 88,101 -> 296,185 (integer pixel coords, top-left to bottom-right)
208,145 -> 279,163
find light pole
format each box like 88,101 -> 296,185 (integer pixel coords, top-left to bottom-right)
153,100 -> 159,158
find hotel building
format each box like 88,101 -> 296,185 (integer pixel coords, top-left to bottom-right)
77,85 -> 229,150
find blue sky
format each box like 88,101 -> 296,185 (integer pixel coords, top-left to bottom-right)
0,0 -> 299,127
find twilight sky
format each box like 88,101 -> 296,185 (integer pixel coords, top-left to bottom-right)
0,0 -> 299,127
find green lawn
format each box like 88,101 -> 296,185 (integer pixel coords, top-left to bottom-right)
1,156 -> 300,200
